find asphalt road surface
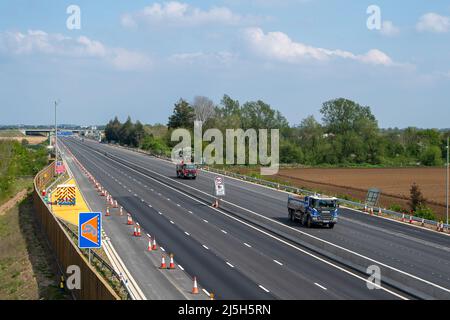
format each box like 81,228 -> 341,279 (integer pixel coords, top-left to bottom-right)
60,137 -> 450,300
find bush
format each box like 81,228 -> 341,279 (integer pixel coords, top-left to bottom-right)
414,206 -> 436,221
389,204 -> 407,213
420,146 -> 443,166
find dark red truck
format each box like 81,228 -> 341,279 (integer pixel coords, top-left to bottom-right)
176,162 -> 198,179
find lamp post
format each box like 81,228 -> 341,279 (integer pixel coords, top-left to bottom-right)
54,100 -> 59,175
446,136 -> 449,227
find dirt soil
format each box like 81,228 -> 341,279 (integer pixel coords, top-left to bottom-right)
231,167 -> 448,220
0,136 -> 48,145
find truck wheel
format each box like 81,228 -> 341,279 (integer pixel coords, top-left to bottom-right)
305,215 -> 312,228
328,223 -> 335,229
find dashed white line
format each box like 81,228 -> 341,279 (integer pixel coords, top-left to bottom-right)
258,285 -> 270,293
203,219 -> 208,223
158,211 -> 163,215
202,245 -> 209,250
170,220 -> 175,224
148,204 -> 152,208
202,289 -> 210,296
188,211 -> 193,214
314,283 -> 327,290
160,247 -> 165,252
273,260 -> 283,266
185,232 -> 190,236
226,262 -> 235,268
178,265 -> 184,271
221,230 -> 227,234
244,243 -> 252,248
177,204 -> 181,207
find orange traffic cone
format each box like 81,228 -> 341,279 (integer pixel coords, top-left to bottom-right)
105,207 -> 110,217
152,238 -> 157,251
127,214 -> 133,225
192,277 -> 199,294
119,206 -> 123,216
160,255 -> 167,269
169,254 -> 175,269
136,224 -> 141,237
114,200 -> 118,208
147,238 -> 152,251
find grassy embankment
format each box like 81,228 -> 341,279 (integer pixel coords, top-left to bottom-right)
0,139 -> 70,300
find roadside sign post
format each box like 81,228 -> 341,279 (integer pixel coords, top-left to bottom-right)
446,136 -> 449,228
78,212 -> 102,265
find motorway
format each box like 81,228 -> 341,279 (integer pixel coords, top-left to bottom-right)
61,137 -> 450,300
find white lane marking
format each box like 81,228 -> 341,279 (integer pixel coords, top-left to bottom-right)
202,289 -> 210,296
203,219 -> 208,223
158,211 -> 163,215
188,211 -> 193,214
146,233 -> 151,238
170,220 -> 175,224
315,283 -> 327,290
80,142 -> 411,299
160,247 -> 165,252
167,198 -> 170,201
244,243 -> 252,248
185,232 -> 190,236
259,285 -> 270,293
177,204 -> 181,207
148,204 -> 152,208
178,265 -> 184,271
273,260 -> 283,266
202,245 -> 209,250
226,262 -> 235,268
221,230 -> 228,234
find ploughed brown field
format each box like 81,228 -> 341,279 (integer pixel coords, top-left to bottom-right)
276,167 -> 448,219
230,166 -> 448,219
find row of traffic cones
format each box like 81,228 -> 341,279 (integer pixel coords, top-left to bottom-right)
72,149 -> 214,299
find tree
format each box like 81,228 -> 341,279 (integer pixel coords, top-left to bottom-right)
408,182 -> 425,212
167,99 -> 195,129
420,145 -> 443,166
193,96 -> 215,124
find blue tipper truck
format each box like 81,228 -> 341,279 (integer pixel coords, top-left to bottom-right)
287,195 -> 339,228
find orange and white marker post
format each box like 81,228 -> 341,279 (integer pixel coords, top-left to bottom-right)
409,215 -> 413,224
136,224 -> 141,237
105,207 -> 110,217
119,206 -> 123,216
127,214 -> 133,225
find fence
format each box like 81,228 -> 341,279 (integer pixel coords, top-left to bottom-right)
33,163 -> 120,300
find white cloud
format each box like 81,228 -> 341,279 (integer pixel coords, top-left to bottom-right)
168,51 -> 237,66
242,27 -> 395,66
0,30 -> 151,71
417,13 -> 450,33
380,21 -> 400,37
121,1 -> 263,28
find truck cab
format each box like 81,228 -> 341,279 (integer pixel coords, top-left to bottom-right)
287,195 -> 338,228
176,162 -> 198,179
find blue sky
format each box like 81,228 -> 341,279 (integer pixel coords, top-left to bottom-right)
0,0 -> 449,128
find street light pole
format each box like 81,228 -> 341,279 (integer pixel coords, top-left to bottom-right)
446,136 -> 449,227
54,100 -> 58,175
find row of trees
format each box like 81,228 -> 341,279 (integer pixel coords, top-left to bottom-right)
104,95 -> 449,166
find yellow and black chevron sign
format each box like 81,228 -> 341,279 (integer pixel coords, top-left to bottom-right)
55,184 -> 76,205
